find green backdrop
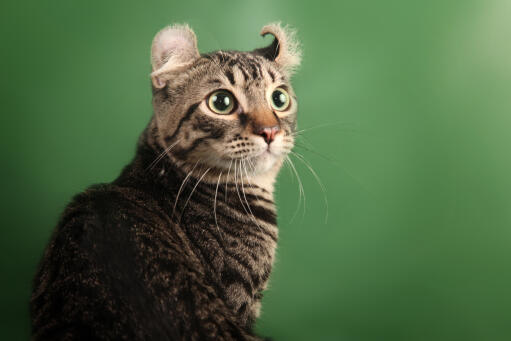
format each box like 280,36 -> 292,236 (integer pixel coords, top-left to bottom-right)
2,0 -> 511,340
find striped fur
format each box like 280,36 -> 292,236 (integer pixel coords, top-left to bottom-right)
31,23 -> 300,340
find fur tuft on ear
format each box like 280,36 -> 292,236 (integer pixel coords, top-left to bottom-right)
254,23 -> 302,75
151,24 -> 200,88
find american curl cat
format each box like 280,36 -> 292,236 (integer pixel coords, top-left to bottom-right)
31,23 -> 301,340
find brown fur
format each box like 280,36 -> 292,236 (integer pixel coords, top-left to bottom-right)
30,23 -> 301,340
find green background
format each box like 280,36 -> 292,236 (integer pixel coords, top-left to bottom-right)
2,0 -> 511,340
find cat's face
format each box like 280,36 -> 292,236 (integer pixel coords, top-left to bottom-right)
150,24 -> 301,176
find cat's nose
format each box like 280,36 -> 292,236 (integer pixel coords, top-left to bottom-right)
257,125 -> 280,144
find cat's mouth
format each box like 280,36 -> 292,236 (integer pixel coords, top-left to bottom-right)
249,143 -> 289,172
253,144 -> 278,158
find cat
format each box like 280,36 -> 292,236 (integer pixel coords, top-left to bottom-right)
30,22 -> 301,340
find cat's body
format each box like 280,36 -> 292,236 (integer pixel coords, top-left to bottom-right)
31,23 -> 301,340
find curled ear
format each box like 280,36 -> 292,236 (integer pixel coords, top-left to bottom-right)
254,23 -> 302,74
151,24 -> 200,88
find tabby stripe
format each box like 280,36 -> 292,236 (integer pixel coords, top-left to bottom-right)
224,70 -> 235,85
238,112 -> 248,128
268,69 -> 276,82
182,189 -> 277,239
223,182 -> 270,194
197,210 -> 271,258
213,209 -> 278,245
173,125 -> 226,160
164,102 -> 200,143
179,187 -> 278,243
219,223 -> 274,251
217,53 -> 228,63
199,226 -> 261,286
254,62 -> 263,79
221,267 -> 253,295
188,186 -> 277,227
183,228 -> 228,293
242,204 -> 277,225
185,229 -> 256,302
238,66 -> 249,82
218,214 -> 277,245
227,59 -> 238,68
237,302 -> 248,314
173,136 -> 211,160
192,181 -> 273,205
248,62 -> 259,79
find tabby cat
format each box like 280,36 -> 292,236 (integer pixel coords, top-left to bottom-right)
30,23 -> 301,340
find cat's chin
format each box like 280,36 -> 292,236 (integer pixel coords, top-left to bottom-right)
248,150 -> 284,175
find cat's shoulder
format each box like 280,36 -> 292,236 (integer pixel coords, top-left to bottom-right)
53,183 -> 168,248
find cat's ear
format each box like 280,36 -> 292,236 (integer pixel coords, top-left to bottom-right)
151,24 -> 200,88
254,23 -> 302,75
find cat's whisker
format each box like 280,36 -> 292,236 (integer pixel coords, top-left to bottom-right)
146,139 -> 181,171
233,160 -> 249,214
172,160 -> 200,218
240,158 -> 263,232
234,160 -> 259,229
285,155 -> 306,222
245,157 -> 257,175
179,167 -> 211,222
291,121 -> 358,136
225,158 -> 233,202
293,142 -> 337,165
292,138 -> 371,193
242,158 -> 264,206
213,171 -> 224,242
289,151 -> 329,224
282,154 -> 295,182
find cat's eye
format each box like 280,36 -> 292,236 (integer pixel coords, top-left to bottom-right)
270,87 -> 290,111
207,90 -> 236,115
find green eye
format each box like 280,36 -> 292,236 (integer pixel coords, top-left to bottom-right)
270,87 -> 290,111
207,90 -> 235,114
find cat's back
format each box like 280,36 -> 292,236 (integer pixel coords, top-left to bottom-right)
30,183 -> 191,340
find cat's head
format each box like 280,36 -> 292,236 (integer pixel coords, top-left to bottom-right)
149,23 -> 301,177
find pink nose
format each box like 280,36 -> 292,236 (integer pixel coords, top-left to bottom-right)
257,125 -> 280,144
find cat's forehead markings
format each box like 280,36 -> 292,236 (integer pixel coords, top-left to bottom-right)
267,69 -> 276,83
224,69 -> 235,85
202,51 -> 285,93
232,66 -> 248,87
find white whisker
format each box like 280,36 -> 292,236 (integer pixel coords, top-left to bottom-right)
233,160 -> 249,214
146,139 -> 181,171
242,158 -> 264,204
225,158 -> 233,202
213,171 -> 224,242
290,151 -> 328,223
290,122 -> 358,137
240,158 -> 263,231
285,155 -> 306,222
172,160 -> 200,218
179,167 -> 211,222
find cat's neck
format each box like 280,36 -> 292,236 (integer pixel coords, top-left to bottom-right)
169,156 -> 282,194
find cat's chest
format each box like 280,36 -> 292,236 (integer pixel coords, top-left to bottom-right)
162,180 -> 278,322
192,216 -> 277,287
208,222 -> 277,322
182,203 -> 278,321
